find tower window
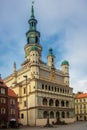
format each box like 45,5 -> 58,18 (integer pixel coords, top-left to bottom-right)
45,85 -> 47,90
55,87 -> 56,92
27,37 -> 29,43
35,36 -> 38,43
21,113 -> 24,119
49,86 -> 50,91
52,58 -> 54,62
42,84 -> 44,89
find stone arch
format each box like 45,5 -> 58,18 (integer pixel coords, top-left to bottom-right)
43,111 -> 48,118
50,111 -> 54,118
55,100 -> 59,107
61,111 -> 65,118
43,98 -> 47,105
56,111 -> 60,118
66,101 -> 69,107
49,99 -> 54,106
61,100 -> 64,107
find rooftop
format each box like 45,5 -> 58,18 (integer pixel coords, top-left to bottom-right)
76,93 -> 87,99
0,77 -> 17,98
8,88 -> 17,97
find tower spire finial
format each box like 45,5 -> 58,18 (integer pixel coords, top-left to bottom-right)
31,1 -> 35,18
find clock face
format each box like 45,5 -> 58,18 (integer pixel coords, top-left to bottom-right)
30,33 -> 34,37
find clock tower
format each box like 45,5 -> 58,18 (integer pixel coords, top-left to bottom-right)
24,3 -> 42,60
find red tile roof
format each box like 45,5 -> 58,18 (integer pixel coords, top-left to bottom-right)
0,77 -> 17,98
8,88 -> 17,97
76,93 -> 87,99
0,78 -> 8,88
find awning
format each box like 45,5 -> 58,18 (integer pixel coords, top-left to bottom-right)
10,118 -> 16,121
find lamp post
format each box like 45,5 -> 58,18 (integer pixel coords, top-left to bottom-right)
23,75 -> 28,126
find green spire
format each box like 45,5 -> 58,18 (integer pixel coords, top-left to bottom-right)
26,1 -> 40,44
61,60 -> 69,66
31,1 -> 35,19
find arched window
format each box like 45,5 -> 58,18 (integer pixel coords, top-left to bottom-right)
45,85 -> 47,90
55,100 -> 59,107
35,36 -> 38,43
27,37 -> 29,43
62,111 -> 65,118
55,87 -> 56,92
66,101 -> 69,107
52,86 -> 53,91
56,111 -> 60,118
50,111 -> 54,118
49,86 -> 50,91
42,84 -> 44,89
61,100 -> 64,107
43,111 -> 48,118
49,99 -> 54,106
43,98 -> 47,105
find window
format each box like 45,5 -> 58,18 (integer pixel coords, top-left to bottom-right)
61,100 -> 64,107
55,100 -> 59,107
84,104 -> 86,109
84,99 -> 86,102
1,98 -> 6,104
80,99 -> 82,102
11,109 -> 15,115
1,108 -> 6,114
49,99 -> 54,106
55,87 -> 56,92
80,110 -> 82,114
60,89 -> 62,93
66,101 -> 69,107
24,87 -> 26,94
10,99 -> 15,105
61,111 -> 65,118
43,98 -> 47,106
45,85 -> 47,90
1,88 -> 5,94
24,101 -> 27,107
80,105 -> 82,109
50,111 -> 54,118
21,113 -> 24,119
58,88 -> 59,92
42,84 -> 44,89
43,111 -> 48,118
49,86 -> 50,91
56,111 -> 60,118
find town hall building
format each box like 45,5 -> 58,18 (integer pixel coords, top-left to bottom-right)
4,4 -> 75,126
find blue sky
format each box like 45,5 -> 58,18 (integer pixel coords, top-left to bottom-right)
0,0 -> 87,93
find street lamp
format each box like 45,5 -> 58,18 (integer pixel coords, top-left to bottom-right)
44,111 -> 53,127
23,75 -> 28,126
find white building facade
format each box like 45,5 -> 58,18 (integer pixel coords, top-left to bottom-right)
4,4 -> 75,126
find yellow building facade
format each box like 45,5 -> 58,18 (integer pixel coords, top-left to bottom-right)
75,93 -> 87,121
4,4 -> 75,126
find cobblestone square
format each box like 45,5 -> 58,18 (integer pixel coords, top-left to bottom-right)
5,121 -> 87,130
